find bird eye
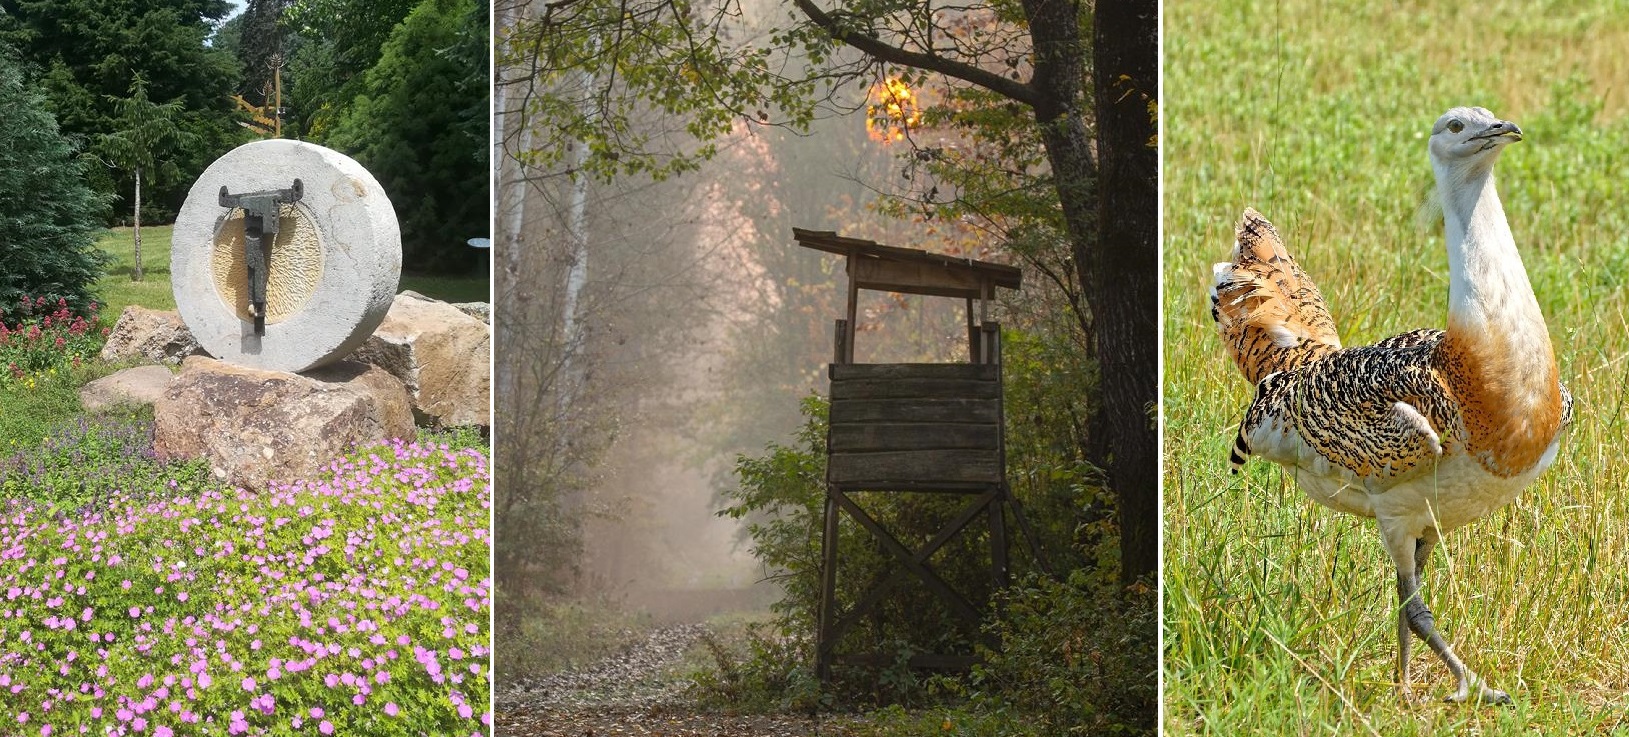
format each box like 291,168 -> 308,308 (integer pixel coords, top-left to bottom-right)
1447,119 -> 1464,134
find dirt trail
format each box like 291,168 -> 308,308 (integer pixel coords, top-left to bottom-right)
497,624 -> 856,737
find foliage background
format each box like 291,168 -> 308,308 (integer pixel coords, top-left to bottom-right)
0,49 -> 109,315
0,0 -> 489,277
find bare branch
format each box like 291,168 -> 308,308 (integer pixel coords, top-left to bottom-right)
789,0 -> 1041,108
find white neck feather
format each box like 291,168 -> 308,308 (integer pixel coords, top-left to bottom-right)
1435,158 -> 1546,342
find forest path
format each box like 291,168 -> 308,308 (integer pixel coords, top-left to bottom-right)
497,623 -> 861,736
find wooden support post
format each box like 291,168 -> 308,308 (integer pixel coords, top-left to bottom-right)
816,491 -> 840,682
833,319 -> 849,366
1007,493 -> 1052,576
990,488 -> 1010,591
965,297 -> 978,362
845,263 -> 860,363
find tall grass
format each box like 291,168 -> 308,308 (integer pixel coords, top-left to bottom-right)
1165,0 -> 1629,732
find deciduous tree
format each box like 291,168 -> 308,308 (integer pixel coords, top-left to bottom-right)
324,0 -> 488,273
0,0 -> 243,223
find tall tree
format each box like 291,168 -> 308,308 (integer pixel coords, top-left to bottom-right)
97,77 -> 197,282
326,0 -> 489,273
235,0 -> 293,108
1092,0 -> 1158,583
0,48 -> 108,316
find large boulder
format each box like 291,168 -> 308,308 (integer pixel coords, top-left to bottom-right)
452,302 -> 490,324
80,365 -> 175,413
351,293 -> 490,429
153,356 -> 414,489
100,306 -> 207,365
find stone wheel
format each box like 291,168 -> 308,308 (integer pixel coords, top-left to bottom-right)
171,139 -> 401,373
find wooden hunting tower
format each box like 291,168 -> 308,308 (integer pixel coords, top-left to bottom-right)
793,228 -> 1024,681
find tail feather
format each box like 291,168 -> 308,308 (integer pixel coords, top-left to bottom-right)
1211,208 -> 1342,384
1228,427 -> 1251,473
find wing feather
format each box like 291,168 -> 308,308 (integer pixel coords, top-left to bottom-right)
1212,209 -> 1343,384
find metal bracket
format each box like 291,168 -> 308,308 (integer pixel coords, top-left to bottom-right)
219,180 -> 303,335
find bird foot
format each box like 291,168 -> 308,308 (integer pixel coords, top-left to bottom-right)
1444,679 -> 1510,705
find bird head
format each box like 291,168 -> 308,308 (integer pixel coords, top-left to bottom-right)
1429,107 -> 1522,171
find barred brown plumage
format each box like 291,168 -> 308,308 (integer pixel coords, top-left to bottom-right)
1209,107 -> 1572,705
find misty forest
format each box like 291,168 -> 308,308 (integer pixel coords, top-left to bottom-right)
494,0 -> 1155,734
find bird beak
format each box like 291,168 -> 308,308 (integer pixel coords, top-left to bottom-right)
1473,120 -> 1523,143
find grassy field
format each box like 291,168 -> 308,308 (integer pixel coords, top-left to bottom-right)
94,225 -> 490,319
1164,0 -> 1629,733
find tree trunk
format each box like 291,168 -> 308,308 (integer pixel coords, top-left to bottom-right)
1092,0 -> 1159,584
132,164 -> 144,282
1022,0 -> 1161,585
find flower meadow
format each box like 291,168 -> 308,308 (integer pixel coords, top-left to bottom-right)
0,438 -> 492,735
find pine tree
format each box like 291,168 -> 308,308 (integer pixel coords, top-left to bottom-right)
0,50 -> 109,319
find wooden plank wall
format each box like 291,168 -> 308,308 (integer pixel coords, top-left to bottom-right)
827,363 -> 1002,486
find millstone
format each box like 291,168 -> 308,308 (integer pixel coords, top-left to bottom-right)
171,139 -> 401,373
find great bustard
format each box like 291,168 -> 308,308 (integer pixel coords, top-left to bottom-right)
1210,107 -> 1572,704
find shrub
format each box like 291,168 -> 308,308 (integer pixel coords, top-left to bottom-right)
972,576 -> 1156,735
0,295 -> 107,392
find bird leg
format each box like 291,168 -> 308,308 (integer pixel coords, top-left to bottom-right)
1392,530 -> 1509,705
1396,534 -> 1436,701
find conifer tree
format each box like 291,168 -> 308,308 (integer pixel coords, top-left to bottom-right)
0,50 -> 108,318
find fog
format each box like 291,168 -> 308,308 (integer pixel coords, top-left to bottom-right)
495,0 -> 979,624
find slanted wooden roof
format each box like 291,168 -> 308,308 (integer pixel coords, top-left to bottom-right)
793,228 -> 1022,299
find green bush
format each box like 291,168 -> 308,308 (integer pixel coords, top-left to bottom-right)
973,576 -> 1156,735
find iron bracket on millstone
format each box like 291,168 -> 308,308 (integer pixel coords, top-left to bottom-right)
218,180 -> 303,335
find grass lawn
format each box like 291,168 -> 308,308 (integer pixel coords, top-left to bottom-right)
94,225 -> 490,320
1165,0 -> 1629,733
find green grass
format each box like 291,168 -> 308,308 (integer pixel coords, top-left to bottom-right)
95,225 -> 179,316
0,363 -> 115,451
92,224 -> 490,321
1165,0 -> 1629,733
